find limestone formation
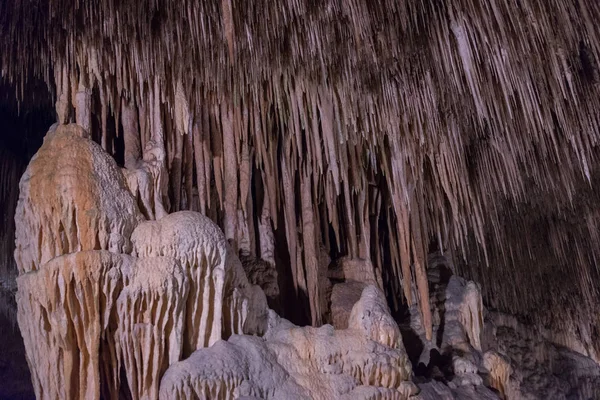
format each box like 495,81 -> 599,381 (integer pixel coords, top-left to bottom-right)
160,286 -> 416,400
410,256 -> 484,357
16,251 -> 135,400
131,211 -> 267,355
330,280 -> 367,329
240,254 -> 279,299
328,257 -> 382,288
4,0 -> 600,397
13,126 -> 269,400
116,257 -> 189,400
482,351 -> 513,399
122,139 -> 169,221
13,124 -> 143,274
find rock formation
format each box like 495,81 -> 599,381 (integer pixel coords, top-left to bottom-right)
115,257 -> 189,400
14,124 -> 143,274
131,211 -> 268,353
3,0 -> 600,394
16,251 -> 135,400
159,286 -> 416,400
13,126 -> 269,400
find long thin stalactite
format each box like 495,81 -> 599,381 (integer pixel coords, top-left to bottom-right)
1,0 -> 600,348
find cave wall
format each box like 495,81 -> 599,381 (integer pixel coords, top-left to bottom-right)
1,0 -> 600,375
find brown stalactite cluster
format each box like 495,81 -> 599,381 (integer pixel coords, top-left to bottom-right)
1,0 -> 600,381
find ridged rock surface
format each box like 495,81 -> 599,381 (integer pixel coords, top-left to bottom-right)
159,285 -> 415,400
16,251 -> 135,400
131,211 -> 268,356
14,124 -> 143,274
116,257 -> 189,400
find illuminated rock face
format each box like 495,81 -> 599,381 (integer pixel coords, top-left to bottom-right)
23,123 -> 597,400
16,251 -> 134,400
14,124 -> 421,400
131,211 -> 268,355
159,286 -> 416,400
14,124 -> 143,275
13,125 -> 268,400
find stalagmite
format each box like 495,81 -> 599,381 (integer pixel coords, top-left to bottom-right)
131,211 -> 267,355
160,286 -> 415,400
328,257 -> 381,287
16,251 -> 136,400
14,124 -> 143,274
116,257 -> 189,400
3,0 -> 600,397
442,277 -> 484,352
483,351 -> 513,399
330,281 -> 367,329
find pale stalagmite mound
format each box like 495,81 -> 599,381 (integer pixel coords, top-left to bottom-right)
131,211 -> 268,355
16,123 -> 420,399
16,251 -> 136,400
116,257 -> 189,400
12,125 -> 270,399
14,123 -> 143,274
159,285 -> 417,400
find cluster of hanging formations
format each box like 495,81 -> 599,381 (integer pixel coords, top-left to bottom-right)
1,0 -> 600,357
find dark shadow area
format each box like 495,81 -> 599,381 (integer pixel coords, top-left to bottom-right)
0,79 -> 55,400
0,315 -> 35,399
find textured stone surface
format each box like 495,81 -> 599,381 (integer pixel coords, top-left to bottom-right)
14,124 -> 143,274
330,280 -> 367,329
131,211 -> 268,355
160,286 -> 415,400
16,251 -> 135,400
116,257 -> 189,400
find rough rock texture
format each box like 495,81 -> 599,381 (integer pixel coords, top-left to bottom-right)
12,122 -> 599,400
485,312 -> 600,400
14,124 -> 143,274
122,139 -> 169,221
330,280 -> 367,329
131,211 -> 268,355
482,351 -> 514,399
328,257 -> 382,288
159,286 -> 416,400
13,125 -> 268,400
415,380 -> 499,400
408,253 -> 484,364
240,254 -> 279,299
401,253 -> 504,398
16,251 -> 135,400
116,257 -> 189,400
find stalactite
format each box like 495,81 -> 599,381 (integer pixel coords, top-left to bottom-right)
74,78 -> 92,133
3,0 -> 600,348
301,169 -> 321,326
121,98 -> 141,169
192,116 -> 206,215
258,181 -> 276,268
221,102 -> 239,244
54,62 -> 70,124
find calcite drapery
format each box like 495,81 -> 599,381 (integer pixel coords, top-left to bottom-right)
16,251 -> 135,400
14,124 -> 143,274
131,211 -> 268,355
159,285 -> 416,400
116,257 -> 189,400
14,124 -> 267,400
